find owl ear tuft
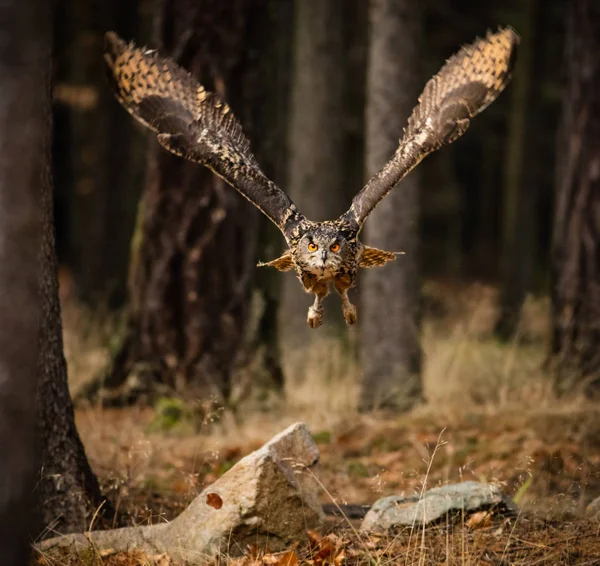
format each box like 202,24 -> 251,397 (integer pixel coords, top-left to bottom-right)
359,246 -> 404,268
257,251 -> 294,272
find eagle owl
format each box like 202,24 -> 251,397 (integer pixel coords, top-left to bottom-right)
104,28 -> 518,328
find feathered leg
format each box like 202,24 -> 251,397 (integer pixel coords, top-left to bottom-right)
307,284 -> 330,328
334,277 -> 357,325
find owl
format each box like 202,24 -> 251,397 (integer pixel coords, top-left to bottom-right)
104,28 -> 518,328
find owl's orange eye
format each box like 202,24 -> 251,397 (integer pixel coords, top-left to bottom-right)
330,243 -> 341,253
307,242 -> 318,252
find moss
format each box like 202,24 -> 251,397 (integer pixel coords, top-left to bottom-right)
312,430 -> 332,445
146,396 -> 193,433
347,460 -> 370,478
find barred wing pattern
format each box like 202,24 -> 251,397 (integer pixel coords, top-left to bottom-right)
103,32 -> 302,235
343,27 -> 519,230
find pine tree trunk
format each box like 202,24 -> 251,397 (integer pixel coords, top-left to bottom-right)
496,0 -> 541,339
110,0 -> 265,400
279,0 -> 349,388
552,0 -> 600,394
359,0 -> 423,411
245,0 -> 294,393
35,1 -> 112,536
0,0 -> 44,558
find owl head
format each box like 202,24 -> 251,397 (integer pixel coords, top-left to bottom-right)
294,224 -> 354,278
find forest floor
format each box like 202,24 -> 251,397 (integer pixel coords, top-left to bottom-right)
36,280 -> 600,565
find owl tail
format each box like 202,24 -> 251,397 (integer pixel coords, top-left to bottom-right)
359,246 -> 405,268
257,250 -> 294,272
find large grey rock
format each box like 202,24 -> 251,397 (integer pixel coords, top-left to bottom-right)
361,481 -> 516,532
40,423 -> 324,564
586,496 -> 600,521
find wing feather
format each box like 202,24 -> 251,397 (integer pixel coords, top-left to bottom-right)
103,32 -> 303,235
341,27 -> 519,230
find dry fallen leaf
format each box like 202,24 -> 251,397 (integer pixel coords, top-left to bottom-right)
272,550 -> 299,566
307,533 -> 343,565
466,510 -> 493,529
206,492 -> 223,509
334,548 -> 347,565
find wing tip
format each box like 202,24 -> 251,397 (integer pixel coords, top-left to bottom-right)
493,25 -> 521,46
488,26 -> 520,70
104,31 -> 127,64
503,26 -> 520,74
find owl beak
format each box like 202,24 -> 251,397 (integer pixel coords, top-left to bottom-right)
320,250 -> 327,262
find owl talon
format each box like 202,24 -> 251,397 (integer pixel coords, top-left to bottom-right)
343,303 -> 357,325
307,306 -> 324,328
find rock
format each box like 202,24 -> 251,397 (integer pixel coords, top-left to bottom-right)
586,496 -> 600,521
40,423 -> 324,565
361,481 -> 516,532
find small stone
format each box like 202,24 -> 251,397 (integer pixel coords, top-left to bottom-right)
586,496 -> 600,521
361,481 -> 516,532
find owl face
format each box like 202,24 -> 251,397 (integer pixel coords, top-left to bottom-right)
294,225 -> 353,278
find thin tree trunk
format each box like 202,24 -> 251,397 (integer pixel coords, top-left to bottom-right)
359,0 -> 423,411
496,0 -> 541,339
244,0 -> 294,394
0,0 -> 44,559
279,0 -> 349,388
552,0 -> 600,394
36,6 -> 113,535
109,0 -> 263,401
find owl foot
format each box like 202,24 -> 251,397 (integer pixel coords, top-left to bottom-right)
336,286 -> 357,325
307,306 -> 324,328
343,303 -> 357,325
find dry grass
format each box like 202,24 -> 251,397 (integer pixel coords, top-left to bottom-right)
421,280 -> 554,408
36,519 -> 600,565
48,280 -> 600,565
62,279 -> 556,416
39,402 -> 600,564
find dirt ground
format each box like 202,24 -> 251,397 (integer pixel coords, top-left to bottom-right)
33,402 -> 600,565
35,283 -> 600,564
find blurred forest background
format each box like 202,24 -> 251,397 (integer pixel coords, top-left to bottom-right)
50,0 -> 599,412
2,0 -> 599,557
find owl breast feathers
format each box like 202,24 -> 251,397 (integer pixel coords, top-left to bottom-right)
104,27 -> 518,328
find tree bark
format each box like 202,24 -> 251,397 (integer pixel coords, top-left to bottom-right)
279,0 -> 349,388
36,3 -> 113,536
110,0 -> 266,401
552,0 -> 600,394
495,0 -> 542,339
0,0 -> 44,560
243,0 -> 294,394
359,0 -> 423,411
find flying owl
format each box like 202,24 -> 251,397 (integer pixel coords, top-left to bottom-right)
104,28 -> 518,329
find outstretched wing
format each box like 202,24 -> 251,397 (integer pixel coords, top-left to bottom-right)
103,32 -> 303,236
359,246 -> 404,268
341,27 -> 519,231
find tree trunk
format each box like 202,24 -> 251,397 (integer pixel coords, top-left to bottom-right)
552,0 -> 600,395
495,0 -> 541,339
36,7 -> 113,535
110,0 -> 265,401
0,0 -> 44,559
244,0 -> 294,395
53,0 -> 146,307
279,0 -> 349,388
359,0 -> 422,411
